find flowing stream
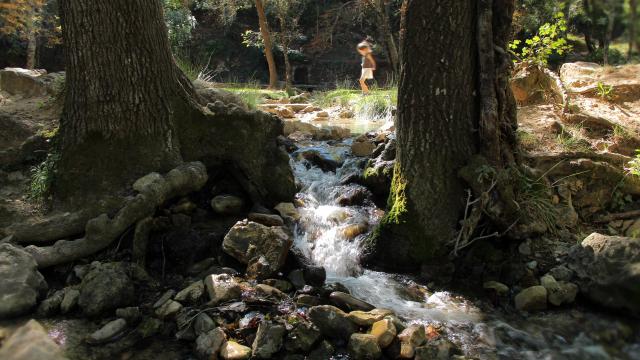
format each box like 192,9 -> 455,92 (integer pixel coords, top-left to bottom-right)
289,134 -> 640,360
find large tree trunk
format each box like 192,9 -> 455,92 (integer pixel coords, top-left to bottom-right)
25,5 -> 37,69
255,0 -> 278,89
366,0 -> 517,271
54,0 -> 295,209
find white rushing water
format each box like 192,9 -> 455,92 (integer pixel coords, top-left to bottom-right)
290,139 -> 638,359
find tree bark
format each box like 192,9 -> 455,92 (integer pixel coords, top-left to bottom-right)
366,0 -> 517,270
54,0 -> 295,209
255,0 -> 279,89
25,4 -> 37,69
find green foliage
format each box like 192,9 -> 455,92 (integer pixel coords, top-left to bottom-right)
512,167 -> 562,234
29,153 -> 59,201
241,30 -> 264,49
163,0 -> 197,52
556,125 -> 591,151
596,81 -> 615,100
509,11 -> 572,66
626,150 -> 640,177
588,47 -> 626,65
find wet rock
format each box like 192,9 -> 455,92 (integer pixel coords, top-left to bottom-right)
339,223 -> 369,240
194,313 -> 216,336
348,333 -> 382,359
277,107 -> 296,119
86,318 -> 128,345
115,307 -> 141,324
370,318 -> 396,348
347,308 -> 394,326
252,321 -> 286,359
568,233 -> 640,314
205,273 -> 242,305
308,305 -> 358,339
340,109 -> 355,118
153,289 -> 176,308
547,265 -> 574,282
221,341 -> 252,360
285,322 -> 322,353
288,269 -> 306,289
296,294 -> 323,307
414,339 -> 459,360
296,148 -> 342,172
78,262 -> 135,317
248,212 -> 284,227
308,340 -> 335,360
514,285 -> 548,312
195,327 -> 226,360
60,288 -> 80,314
211,195 -> 244,215
483,281 -> 510,296
352,140 -> 377,157
274,202 -> 300,223
222,220 -> 293,280
541,274 -> 578,306
175,280 -> 205,304
263,279 -> 293,293
36,289 -> 64,317
0,320 -> 66,360
0,243 -> 47,318
361,159 -> 394,198
255,283 -> 288,299
188,258 -> 218,275
303,266 -> 326,287
330,291 -> 375,312
398,325 -> 426,358
336,186 -> 372,206
380,139 -> 396,161
155,300 -> 183,319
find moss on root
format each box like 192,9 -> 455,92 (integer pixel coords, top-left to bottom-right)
364,164 -> 437,270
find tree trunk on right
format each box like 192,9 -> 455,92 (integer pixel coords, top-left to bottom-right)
255,0 -> 279,89
366,0 -> 517,271
630,0 -> 638,58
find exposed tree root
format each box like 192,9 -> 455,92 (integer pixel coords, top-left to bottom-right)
7,208 -> 107,245
24,162 -> 208,268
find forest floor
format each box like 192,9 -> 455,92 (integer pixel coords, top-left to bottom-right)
1,62 -> 640,359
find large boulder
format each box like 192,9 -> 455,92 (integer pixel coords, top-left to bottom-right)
78,262 -> 135,317
0,68 -> 64,97
568,233 -> 640,315
308,305 -> 358,340
0,244 -> 47,318
0,320 -> 67,360
251,321 -> 286,359
510,64 -> 564,105
222,220 -> 292,280
193,80 -> 249,111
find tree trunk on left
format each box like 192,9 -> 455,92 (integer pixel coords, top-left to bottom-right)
25,6 -> 37,69
54,0 -> 295,208
255,0 -> 279,89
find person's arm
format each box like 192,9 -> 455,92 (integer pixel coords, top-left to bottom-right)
368,54 -> 377,70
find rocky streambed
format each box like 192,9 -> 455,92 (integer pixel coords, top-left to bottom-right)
1,118 -> 640,359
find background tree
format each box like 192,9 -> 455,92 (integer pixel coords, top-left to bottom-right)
270,0 -> 306,90
359,0 -> 400,73
0,0 -> 60,68
366,0 -> 518,270
255,0 -> 278,88
630,0 -> 638,57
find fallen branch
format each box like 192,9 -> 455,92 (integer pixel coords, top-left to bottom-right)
594,209 -> 640,224
25,162 -> 208,268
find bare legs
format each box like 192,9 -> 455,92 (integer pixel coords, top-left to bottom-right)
359,78 -> 370,95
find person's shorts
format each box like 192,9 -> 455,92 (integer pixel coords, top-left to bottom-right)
360,68 -> 374,80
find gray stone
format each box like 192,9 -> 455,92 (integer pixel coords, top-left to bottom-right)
155,300 -> 183,319
86,318 -> 128,345
348,333 -> 382,360
308,305 -> 358,340
36,290 -> 64,316
205,273 -> 242,305
285,322 -> 322,353
514,286 -> 548,312
483,281 -> 510,296
262,279 -> 293,293
414,339 -> 459,360
248,213 -> 285,227
296,294 -> 322,307
220,341 -> 252,360
398,325 -> 426,358
547,265 -> 574,282
307,340 -> 335,360
60,288 -> 80,314
78,262 -> 135,317
0,320 -> 66,360
222,220 -> 292,280
330,291 -> 374,312
288,269 -> 306,289
153,289 -> 176,308
194,313 -> 216,336
0,68 -> 63,97
0,244 -> 47,318
255,283 -> 288,299
195,327 -> 226,360
252,321 -> 286,359
175,280 -> 205,304
115,307 -> 141,324
211,195 -> 244,215
351,140 -> 377,157
568,233 -> 640,315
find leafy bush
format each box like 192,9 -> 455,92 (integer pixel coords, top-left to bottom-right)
29,153 -> 59,201
509,11 -> 572,66
626,150 -> 640,177
587,47 -> 626,65
163,0 -> 196,52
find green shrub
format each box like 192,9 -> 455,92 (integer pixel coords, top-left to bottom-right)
588,47 -> 626,65
29,153 -> 60,202
509,11 -> 572,66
